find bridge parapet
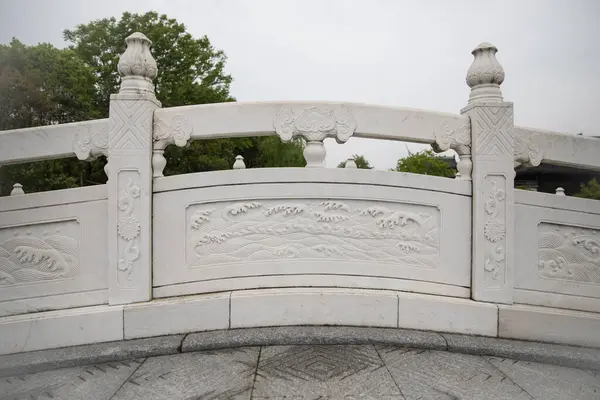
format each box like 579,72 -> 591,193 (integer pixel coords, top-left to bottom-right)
0,34 -> 599,355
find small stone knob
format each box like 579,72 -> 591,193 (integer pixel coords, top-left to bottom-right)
466,42 -> 505,104
345,159 -> 357,168
117,32 -> 158,94
233,155 -> 246,169
10,183 -> 24,196
555,187 -> 566,196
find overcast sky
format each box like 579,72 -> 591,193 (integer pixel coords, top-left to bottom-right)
1,0 -> 598,169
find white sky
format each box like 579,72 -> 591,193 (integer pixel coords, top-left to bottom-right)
1,0 -> 599,169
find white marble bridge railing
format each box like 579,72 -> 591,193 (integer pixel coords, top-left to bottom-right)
0,33 -> 599,356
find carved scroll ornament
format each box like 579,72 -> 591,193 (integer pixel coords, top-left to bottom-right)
273,106 -> 357,143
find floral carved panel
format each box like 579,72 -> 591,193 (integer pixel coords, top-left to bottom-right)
538,222 -> 600,285
483,175 -> 507,284
0,220 -> 80,286
185,199 -> 440,268
116,169 -> 142,287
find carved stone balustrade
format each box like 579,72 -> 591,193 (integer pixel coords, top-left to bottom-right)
2,32 -> 600,357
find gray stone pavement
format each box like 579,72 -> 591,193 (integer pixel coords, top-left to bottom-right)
2,344 -> 600,400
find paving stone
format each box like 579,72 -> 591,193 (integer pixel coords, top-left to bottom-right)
442,332 -> 600,371
378,346 -> 532,399
0,359 -> 143,400
182,326 -> 447,352
110,347 -> 258,399
252,345 -> 404,399
3,343 -> 600,399
486,356 -> 600,400
0,334 -> 184,378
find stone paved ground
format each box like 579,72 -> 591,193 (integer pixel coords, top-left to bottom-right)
1,345 -> 599,400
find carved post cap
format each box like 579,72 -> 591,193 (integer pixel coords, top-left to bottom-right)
466,42 -> 505,104
233,155 -> 246,169
345,159 -> 357,168
117,32 -> 158,94
10,183 -> 24,196
555,187 -> 566,196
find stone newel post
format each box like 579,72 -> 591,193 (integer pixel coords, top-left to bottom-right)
107,33 -> 161,305
463,43 -> 515,304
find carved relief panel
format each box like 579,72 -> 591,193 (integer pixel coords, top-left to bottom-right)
185,199 -> 440,269
513,197 -> 600,302
116,170 -> 142,287
538,222 -> 600,285
0,220 -> 80,286
483,175 -> 507,285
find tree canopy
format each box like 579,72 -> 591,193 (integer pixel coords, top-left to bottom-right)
63,11 -> 233,112
0,39 -> 99,129
0,11 -> 304,195
0,39 -> 105,195
574,178 -> 600,200
335,150 -> 456,178
393,149 -> 456,178
63,11 -> 304,175
337,154 -> 373,169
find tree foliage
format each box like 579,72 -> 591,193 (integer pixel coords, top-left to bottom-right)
63,11 -> 304,174
63,11 -> 234,112
337,154 -> 373,169
0,40 -> 99,128
1,12 -> 304,195
574,178 -> 600,200
393,149 -> 456,178
0,39 -> 104,195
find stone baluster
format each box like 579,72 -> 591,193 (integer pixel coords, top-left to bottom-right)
10,183 -> 24,196
233,155 -> 246,169
463,43 -> 515,304
344,159 -> 357,168
273,106 -> 357,168
107,32 -> 161,305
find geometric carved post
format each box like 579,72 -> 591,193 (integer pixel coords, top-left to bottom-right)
461,43 -> 514,304
107,32 -> 161,305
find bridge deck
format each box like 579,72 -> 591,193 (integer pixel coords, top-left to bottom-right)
1,327 -> 599,399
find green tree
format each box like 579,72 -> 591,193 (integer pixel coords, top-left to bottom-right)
1,11 -> 304,195
337,154 -> 373,169
63,11 -> 233,112
0,40 -> 104,195
574,178 -> 600,200
63,11 -> 304,174
393,149 -> 456,178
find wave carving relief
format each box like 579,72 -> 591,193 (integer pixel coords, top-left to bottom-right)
185,199 -> 440,268
0,220 -> 80,286
538,222 -> 600,285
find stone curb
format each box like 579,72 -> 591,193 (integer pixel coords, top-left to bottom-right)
1,326 -> 599,378
440,332 -> 600,372
0,335 -> 184,378
180,326 -> 447,352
